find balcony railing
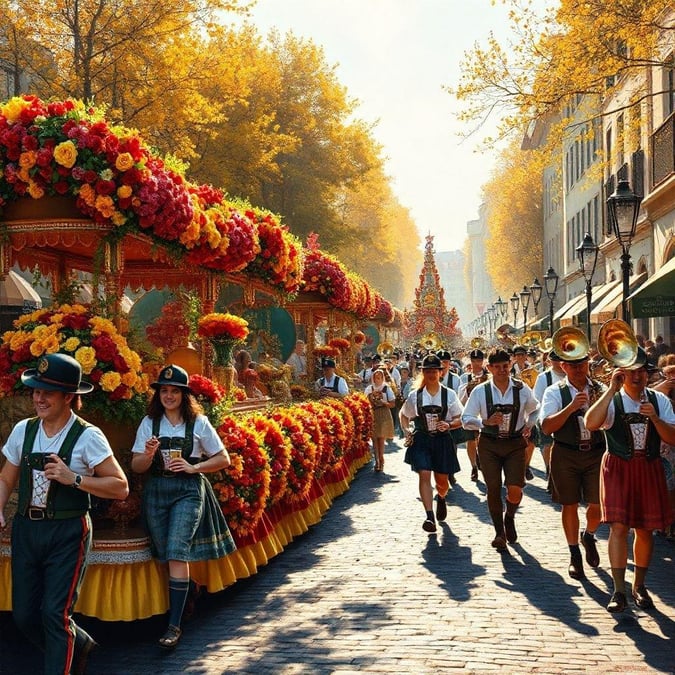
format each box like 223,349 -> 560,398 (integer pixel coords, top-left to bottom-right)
651,112 -> 675,189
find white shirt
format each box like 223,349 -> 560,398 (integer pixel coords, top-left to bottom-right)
401,385 -> 463,422
2,413 -> 113,508
132,414 -> 224,458
539,378 -> 595,422
315,373 -> 349,396
458,370 -> 488,404
533,368 -> 565,405
285,352 -> 307,379
597,389 -> 675,429
441,371 -> 461,393
461,379 -> 539,431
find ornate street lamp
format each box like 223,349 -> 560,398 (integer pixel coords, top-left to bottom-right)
495,296 -> 508,321
487,304 -> 497,340
606,179 -> 642,323
510,292 -> 520,327
530,278 -> 543,318
519,285 -> 532,333
544,266 -> 559,337
576,232 -> 599,342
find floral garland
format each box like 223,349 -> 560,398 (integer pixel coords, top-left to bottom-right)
328,337 -> 351,353
145,300 -> 192,354
0,95 -> 192,242
211,415 -> 270,538
270,408 -> 316,505
0,303 -> 149,423
301,400 -> 347,469
341,393 -> 373,460
246,413 -> 291,508
314,345 -> 340,359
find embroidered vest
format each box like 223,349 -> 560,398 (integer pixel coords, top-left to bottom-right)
604,390 -> 661,460
18,417 -> 90,519
413,386 -> 450,436
150,417 -> 198,475
481,379 -> 523,439
552,382 -> 604,451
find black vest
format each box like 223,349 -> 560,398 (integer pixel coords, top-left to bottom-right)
552,382 -> 604,451
150,417 -> 199,475
412,386 -> 450,436
18,416 -> 90,519
480,379 -> 523,439
604,390 -> 661,460
319,376 -> 343,393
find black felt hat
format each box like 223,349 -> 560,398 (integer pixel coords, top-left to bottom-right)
21,353 -> 94,394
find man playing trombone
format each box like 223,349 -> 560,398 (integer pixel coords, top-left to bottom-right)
585,328 -> 675,614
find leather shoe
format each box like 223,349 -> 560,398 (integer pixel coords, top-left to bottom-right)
158,624 -> 182,649
435,495 -> 447,522
422,518 -> 437,533
580,530 -> 600,568
491,533 -> 507,551
606,591 -> 627,613
72,634 -> 98,675
568,555 -> 585,580
504,515 -> 517,544
632,586 -> 654,609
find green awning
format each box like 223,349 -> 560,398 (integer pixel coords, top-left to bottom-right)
627,258 -> 675,318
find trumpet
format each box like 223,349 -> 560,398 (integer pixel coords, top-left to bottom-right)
597,319 -> 638,368
551,326 -> 590,361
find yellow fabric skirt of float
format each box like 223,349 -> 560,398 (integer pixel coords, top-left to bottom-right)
0,453 -> 371,621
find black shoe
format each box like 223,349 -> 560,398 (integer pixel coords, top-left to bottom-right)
580,530 -> 600,568
568,555 -> 585,580
491,533 -> 507,552
607,591 -> 627,613
422,518 -> 437,533
72,635 -> 98,675
525,467 -> 534,481
632,586 -> 654,609
435,495 -> 447,522
470,466 -> 478,482
504,515 -> 517,544
158,624 -> 182,649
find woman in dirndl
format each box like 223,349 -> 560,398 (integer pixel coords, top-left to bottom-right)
399,353 -> 464,533
364,367 -> 396,472
131,364 -> 235,649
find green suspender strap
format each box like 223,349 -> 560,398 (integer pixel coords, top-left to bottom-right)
18,416 -> 91,519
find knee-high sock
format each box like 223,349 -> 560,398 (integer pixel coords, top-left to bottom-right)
168,577 -> 190,629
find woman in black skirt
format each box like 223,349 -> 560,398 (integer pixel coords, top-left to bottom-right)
399,353 -> 464,533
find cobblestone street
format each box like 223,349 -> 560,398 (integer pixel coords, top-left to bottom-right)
2,440 -> 674,674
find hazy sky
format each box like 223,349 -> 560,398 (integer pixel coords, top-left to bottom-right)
229,0 -> 544,252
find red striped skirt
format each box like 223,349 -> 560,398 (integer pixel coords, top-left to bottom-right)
600,451 -> 673,530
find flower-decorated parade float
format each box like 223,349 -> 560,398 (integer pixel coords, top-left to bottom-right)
0,95 -> 399,621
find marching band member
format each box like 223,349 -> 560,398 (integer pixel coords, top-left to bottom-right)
459,348 -> 489,481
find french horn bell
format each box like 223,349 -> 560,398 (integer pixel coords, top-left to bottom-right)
597,319 -> 638,367
471,336 -> 487,350
551,326 -> 590,361
420,332 -> 441,351
377,340 -> 394,357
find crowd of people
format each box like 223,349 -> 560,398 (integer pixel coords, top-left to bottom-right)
326,332 -> 675,616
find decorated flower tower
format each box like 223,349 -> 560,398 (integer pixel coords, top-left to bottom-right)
402,234 -> 461,349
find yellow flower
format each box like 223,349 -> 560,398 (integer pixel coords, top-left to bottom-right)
27,181 -> 45,199
53,140 -> 78,169
29,340 -> 46,357
121,371 -> 138,388
115,153 -> 134,172
74,346 -> 97,374
19,151 -> 37,169
94,194 -> 115,218
1,97 -> 30,123
78,183 -> 95,205
63,337 -> 81,352
100,371 -> 122,392
117,184 -> 132,199
111,211 -> 127,226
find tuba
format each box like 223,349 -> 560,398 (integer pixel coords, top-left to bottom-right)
551,326 -> 590,361
519,331 -> 546,348
471,336 -> 487,350
377,341 -> 394,357
597,319 -> 638,367
420,332 -> 441,351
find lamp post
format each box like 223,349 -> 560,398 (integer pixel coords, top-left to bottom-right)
510,292 -> 520,329
487,304 -> 497,340
544,266 -> 559,337
576,232 -> 599,342
529,278 -> 543,321
519,285 -> 532,333
606,179 -> 642,323
495,296 -> 507,322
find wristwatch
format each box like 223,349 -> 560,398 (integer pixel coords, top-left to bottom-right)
72,474 -> 83,489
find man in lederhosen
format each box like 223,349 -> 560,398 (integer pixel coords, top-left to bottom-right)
0,353 -> 129,675
539,350 -> 605,581
459,348 -> 489,482
462,348 -> 538,551
315,358 -> 349,398
585,347 -> 675,613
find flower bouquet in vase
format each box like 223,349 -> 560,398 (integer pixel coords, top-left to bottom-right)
197,313 -> 249,393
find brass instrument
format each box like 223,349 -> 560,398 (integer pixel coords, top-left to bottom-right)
518,331 -> 547,349
542,337 -> 553,351
551,326 -> 590,361
517,366 -> 539,388
496,324 -> 516,345
465,370 -> 489,396
597,319 -> 638,367
420,332 -> 441,351
470,336 -> 487,350
377,341 -> 394,357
